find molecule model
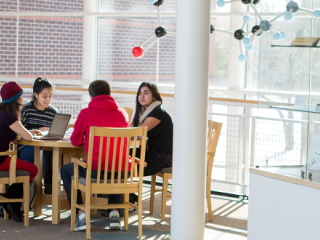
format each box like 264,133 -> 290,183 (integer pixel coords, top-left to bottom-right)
215,0 -> 320,61
132,0 -> 175,58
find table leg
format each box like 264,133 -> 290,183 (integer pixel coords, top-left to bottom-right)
34,146 -> 42,217
52,147 -> 61,224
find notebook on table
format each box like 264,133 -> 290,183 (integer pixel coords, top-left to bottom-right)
33,113 -> 71,140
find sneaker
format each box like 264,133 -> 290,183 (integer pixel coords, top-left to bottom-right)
75,213 -> 86,231
109,211 -> 121,230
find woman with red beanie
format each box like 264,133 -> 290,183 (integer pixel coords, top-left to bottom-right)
0,82 -> 39,222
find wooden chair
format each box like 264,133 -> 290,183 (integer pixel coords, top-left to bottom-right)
0,141 -> 30,226
124,107 -> 134,122
70,126 -> 147,239
149,120 -> 222,222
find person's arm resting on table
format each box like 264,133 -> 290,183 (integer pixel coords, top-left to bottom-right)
9,121 -> 42,141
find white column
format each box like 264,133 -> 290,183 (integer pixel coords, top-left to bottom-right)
82,0 -> 97,102
171,0 -> 211,239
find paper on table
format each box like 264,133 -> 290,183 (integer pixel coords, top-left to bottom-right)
294,95 -> 307,109
307,133 -> 320,171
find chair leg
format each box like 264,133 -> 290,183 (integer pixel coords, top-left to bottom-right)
70,180 -> 76,231
124,193 -> 129,230
3,208 -> 9,220
206,179 -> 213,221
207,162 -> 214,222
161,174 -> 169,222
149,174 -> 156,215
23,179 -> 30,227
86,191 -> 91,240
138,189 -> 143,239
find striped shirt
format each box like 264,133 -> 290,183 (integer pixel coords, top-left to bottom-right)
21,101 -> 58,130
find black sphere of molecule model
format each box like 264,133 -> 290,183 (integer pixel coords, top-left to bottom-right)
241,0 -> 251,4
260,20 -> 271,31
252,25 -> 261,36
155,26 -> 167,37
210,25 -> 215,34
241,0 -> 259,4
154,0 -> 164,7
234,29 -> 245,40
286,1 -> 299,13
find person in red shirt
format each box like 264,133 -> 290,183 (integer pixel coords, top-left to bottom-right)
60,80 -> 129,231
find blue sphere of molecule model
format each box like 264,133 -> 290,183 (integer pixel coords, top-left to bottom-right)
217,0 -> 225,7
273,31 -> 281,40
284,12 -> 293,20
314,10 -> 320,18
148,0 -> 156,4
243,15 -> 251,22
280,32 -> 286,40
238,54 -> 247,62
245,44 -> 253,51
243,37 -> 251,46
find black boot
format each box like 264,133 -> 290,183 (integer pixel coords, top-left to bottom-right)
6,203 -> 22,222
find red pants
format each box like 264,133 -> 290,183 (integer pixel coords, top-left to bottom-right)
0,157 -> 38,181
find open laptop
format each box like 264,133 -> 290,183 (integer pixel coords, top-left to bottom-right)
33,113 -> 71,140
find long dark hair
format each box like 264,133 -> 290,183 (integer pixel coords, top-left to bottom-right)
132,82 -> 162,127
0,99 -> 22,120
32,77 -> 54,101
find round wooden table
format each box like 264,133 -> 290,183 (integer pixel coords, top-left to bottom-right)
18,139 -> 85,224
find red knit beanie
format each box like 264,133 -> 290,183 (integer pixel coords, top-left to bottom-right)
0,82 -> 23,103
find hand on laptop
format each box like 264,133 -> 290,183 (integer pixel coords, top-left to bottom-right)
30,130 -> 43,136
39,127 -> 50,131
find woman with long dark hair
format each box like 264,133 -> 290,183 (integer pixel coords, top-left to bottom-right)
18,77 -> 57,194
0,82 -> 39,222
132,82 -> 173,176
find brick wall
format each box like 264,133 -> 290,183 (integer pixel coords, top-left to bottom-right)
19,0 -> 83,12
0,16 -> 83,79
0,0 -> 17,11
0,17 -> 17,76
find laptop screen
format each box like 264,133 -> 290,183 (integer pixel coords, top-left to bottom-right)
48,113 -> 71,137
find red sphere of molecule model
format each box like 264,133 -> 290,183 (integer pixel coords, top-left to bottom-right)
132,46 -> 144,58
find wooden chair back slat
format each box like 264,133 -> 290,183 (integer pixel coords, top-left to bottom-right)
130,136 -> 137,184
207,120 -> 223,155
110,137 -> 117,184
117,137 -> 125,183
124,137 -> 131,184
103,137 -> 111,184
96,137 -> 103,184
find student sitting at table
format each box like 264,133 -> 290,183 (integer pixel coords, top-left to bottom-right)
0,82 -> 39,222
18,77 -> 57,194
131,82 -> 173,176
60,80 -> 130,231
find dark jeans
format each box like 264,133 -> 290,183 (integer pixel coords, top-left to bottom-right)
133,148 -> 172,176
18,146 -> 52,185
60,162 -> 122,208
